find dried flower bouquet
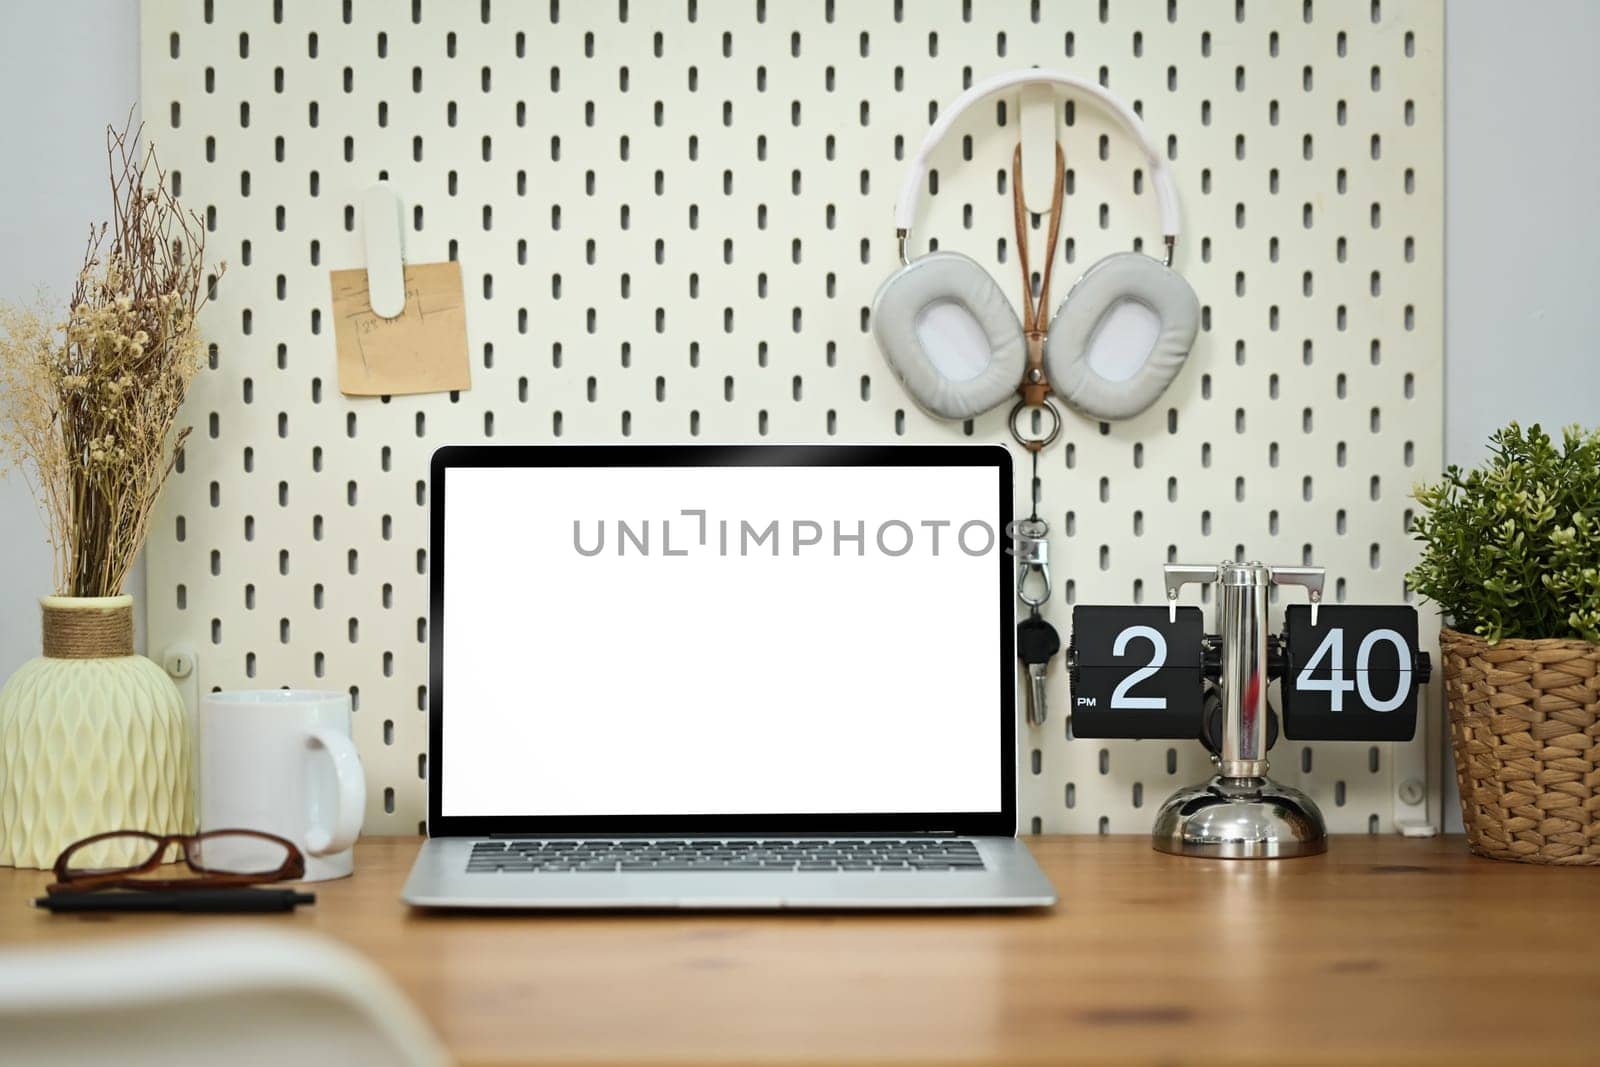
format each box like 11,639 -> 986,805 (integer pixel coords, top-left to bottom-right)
0,118 -> 221,596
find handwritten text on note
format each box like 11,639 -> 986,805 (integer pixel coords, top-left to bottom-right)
330,261 -> 471,397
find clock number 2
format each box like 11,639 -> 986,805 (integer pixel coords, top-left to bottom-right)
1110,626 -> 1169,710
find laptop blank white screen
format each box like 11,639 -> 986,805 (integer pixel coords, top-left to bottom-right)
440,463 -> 1002,817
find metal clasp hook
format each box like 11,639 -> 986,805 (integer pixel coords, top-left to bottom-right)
1007,518 -> 1052,608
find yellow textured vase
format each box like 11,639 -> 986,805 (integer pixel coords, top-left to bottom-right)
0,596 -> 193,869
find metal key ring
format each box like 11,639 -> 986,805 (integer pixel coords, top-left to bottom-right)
1009,396 -> 1062,451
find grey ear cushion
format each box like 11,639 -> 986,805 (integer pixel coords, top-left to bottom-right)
871,251 -> 1026,420
1044,252 -> 1200,421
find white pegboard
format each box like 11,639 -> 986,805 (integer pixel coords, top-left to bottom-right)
140,0 -> 1444,835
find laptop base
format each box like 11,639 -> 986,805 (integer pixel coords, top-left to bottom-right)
402,835 -> 1056,910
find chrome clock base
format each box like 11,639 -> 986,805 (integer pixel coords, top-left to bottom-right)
1151,774 -> 1328,859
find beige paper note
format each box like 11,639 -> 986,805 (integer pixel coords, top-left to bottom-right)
330,261 -> 472,396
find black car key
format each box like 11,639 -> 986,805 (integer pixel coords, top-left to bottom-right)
1018,614 -> 1061,727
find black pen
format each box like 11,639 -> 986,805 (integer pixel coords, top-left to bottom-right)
34,888 -> 316,914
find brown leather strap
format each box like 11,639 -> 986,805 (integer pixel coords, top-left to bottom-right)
1011,142 -> 1066,450
1012,142 -> 1066,339
1021,333 -> 1050,408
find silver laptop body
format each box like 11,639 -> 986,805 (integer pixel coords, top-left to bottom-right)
402,444 -> 1056,910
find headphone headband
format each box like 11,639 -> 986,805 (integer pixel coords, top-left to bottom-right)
894,69 -> 1181,258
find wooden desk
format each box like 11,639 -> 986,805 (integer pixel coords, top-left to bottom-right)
2,835 -> 1596,1065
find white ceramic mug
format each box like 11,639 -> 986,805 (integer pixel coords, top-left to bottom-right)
198,690 -> 367,882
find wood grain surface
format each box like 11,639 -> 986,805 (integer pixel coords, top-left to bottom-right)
2,835 -> 1596,1066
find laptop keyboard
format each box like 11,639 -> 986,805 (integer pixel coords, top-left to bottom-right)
466,838 -> 986,873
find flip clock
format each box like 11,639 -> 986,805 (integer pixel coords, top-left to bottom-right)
1065,562 -> 1431,859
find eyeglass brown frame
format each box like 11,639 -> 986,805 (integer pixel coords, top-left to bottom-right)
47,829 -> 305,896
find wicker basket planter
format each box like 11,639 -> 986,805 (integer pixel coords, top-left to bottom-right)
1440,627 -> 1600,865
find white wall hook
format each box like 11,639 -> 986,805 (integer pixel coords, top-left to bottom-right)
362,182 -> 406,319
1019,84 -> 1060,215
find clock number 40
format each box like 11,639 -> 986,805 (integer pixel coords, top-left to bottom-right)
1294,627 -> 1411,713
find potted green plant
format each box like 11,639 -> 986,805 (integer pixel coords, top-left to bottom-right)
0,121 -> 220,869
1408,422 -> 1600,865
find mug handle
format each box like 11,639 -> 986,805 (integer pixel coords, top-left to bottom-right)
304,726 -> 367,856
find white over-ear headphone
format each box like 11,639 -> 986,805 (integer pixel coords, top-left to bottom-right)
873,69 -> 1200,426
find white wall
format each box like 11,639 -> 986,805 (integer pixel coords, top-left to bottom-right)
1,3 -> 1595,826
1445,0 -> 1599,467
0,0 -> 140,680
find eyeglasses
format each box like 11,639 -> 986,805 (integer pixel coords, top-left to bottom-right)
47,829 -> 305,896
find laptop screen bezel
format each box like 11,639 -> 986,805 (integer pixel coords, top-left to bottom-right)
427,443 -> 1016,838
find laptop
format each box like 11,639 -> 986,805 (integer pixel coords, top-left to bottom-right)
401,443 -> 1056,909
